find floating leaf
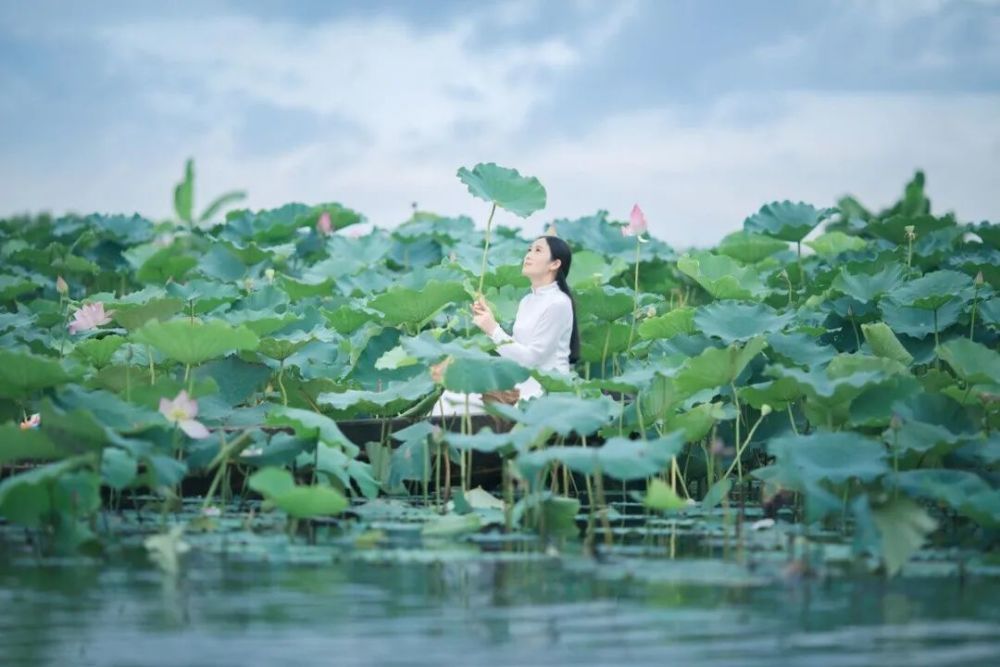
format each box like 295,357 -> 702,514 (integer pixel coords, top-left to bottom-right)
248,466 -> 348,518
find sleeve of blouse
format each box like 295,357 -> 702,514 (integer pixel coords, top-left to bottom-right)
489,299 -> 571,367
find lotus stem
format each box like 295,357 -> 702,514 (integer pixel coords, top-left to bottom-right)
970,282 -> 981,341
723,407 -> 767,482
731,383 -> 743,480
476,203 -> 497,296
626,237 -> 641,353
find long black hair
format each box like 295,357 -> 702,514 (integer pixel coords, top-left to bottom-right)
541,235 -> 580,365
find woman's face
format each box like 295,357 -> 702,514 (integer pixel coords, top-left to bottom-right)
522,238 -> 560,280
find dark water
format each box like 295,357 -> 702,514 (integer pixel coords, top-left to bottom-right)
2,551 -> 999,667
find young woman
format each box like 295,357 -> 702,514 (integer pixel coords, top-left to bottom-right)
435,235 -> 580,415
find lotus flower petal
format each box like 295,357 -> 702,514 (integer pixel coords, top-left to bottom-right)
623,204 -> 648,237
179,419 -> 210,439
317,211 -> 333,235
68,302 -> 115,334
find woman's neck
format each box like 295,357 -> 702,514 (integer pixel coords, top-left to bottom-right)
530,275 -> 557,291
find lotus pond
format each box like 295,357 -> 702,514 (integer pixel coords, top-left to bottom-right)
1,163 -> 998,663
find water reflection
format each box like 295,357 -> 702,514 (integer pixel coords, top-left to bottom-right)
2,552 -> 999,666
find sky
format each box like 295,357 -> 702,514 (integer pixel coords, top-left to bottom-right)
0,0 -> 998,247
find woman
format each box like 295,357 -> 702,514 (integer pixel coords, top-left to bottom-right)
436,235 -> 580,415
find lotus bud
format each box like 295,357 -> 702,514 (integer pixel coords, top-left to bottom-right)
761,404 -> 772,417
904,225 -> 916,240
55,275 -> 68,295
847,305 -> 854,317
243,277 -> 254,292
889,413 -> 903,430
975,271 -> 984,286
264,268 -> 275,283
645,305 -> 656,318
545,223 -> 558,237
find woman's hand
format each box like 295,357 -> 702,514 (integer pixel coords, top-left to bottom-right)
471,296 -> 498,336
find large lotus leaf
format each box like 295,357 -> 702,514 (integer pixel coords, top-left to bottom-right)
805,231 -> 867,257
666,402 -> 728,442
295,202 -> 363,232
740,377 -> 803,411
112,299 -> 186,331
266,406 -> 358,456
867,213 -> 953,246
888,270 -> 974,311
443,356 -> 529,394
456,162 -> 546,218
298,443 -> 379,500
323,303 -> 382,335
101,448 -> 138,490
977,297 -> 1000,327
0,423 -> 64,464
444,427 -> 518,457
579,321 -> 631,363
870,497 -> 937,576
638,307 -> 695,340
891,419 -> 964,460
165,280 -> 240,313
677,252 -> 767,300
766,365 -> 886,419
644,478 -> 689,512
0,274 -> 40,300
136,246 -> 197,284
317,376 -> 435,418
830,264 -> 906,303
879,297 -> 963,338
73,334 -> 129,368
716,231 -> 788,263
518,432 -> 683,482
694,301 -> 793,343
565,250 -> 629,289
743,201 -> 833,243
765,431 -> 889,486
947,247 -> 1000,289
847,375 -> 921,428
0,349 -> 78,399
861,322 -> 913,365
488,394 -> 620,437
673,337 -> 766,396
248,466 -> 348,518
368,281 -> 467,327
132,318 -> 259,365
766,332 -> 836,369
575,285 -> 634,322
194,357 -> 272,406
938,338 -> 1000,386
258,331 -> 315,362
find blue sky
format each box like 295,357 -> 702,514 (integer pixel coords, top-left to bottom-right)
1,0 -> 997,246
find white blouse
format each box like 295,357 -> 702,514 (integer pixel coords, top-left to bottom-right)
489,280 -> 574,399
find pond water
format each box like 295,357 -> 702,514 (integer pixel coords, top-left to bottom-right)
3,549 -> 999,667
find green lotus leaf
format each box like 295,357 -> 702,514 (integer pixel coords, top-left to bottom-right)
638,307 -> 695,340
488,394 -> 621,437
422,512 -> 483,538
456,162 -> 546,218
830,264 -> 906,303
443,427 -> 517,457
294,202 -> 364,233
266,406 -> 359,456
677,252 -> 767,300
805,231 -> 868,257
0,349 -> 78,399
0,274 -> 39,300
323,303 -> 382,335
317,376 -> 435,418
938,338 -> 1000,386
847,375 -> 921,428
673,337 -> 766,396
879,297 -> 963,338
764,431 -> 889,487
442,356 -> 529,394
861,322 -> 913,365
565,250 -> 628,289
702,478 -> 733,509
257,331 -> 315,362
889,270 -> 974,311
101,448 -> 138,490
740,377 -> 804,411
368,281 -> 467,327
518,433 -> 684,482
766,332 -> 836,369
297,442 -> 379,500
666,401 -> 728,442
136,246 -> 197,284
579,321 -> 631,363
867,213 -> 954,246
111,298 -> 185,331
174,158 -> 194,223
743,201 -> 833,243
0,422 -> 64,464
72,334 -> 127,368
694,301 -> 794,343
575,285 -> 634,322
870,497 -> 937,576
248,466 -> 348,518
132,318 -> 260,365
717,231 -> 788,263
644,478 -> 688,512
165,280 -> 240,313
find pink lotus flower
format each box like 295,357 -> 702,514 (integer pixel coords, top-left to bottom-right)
317,211 -> 333,236
20,413 -> 41,430
159,390 -> 210,439
68,302 -> 115,334
623,204 -> 648,237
